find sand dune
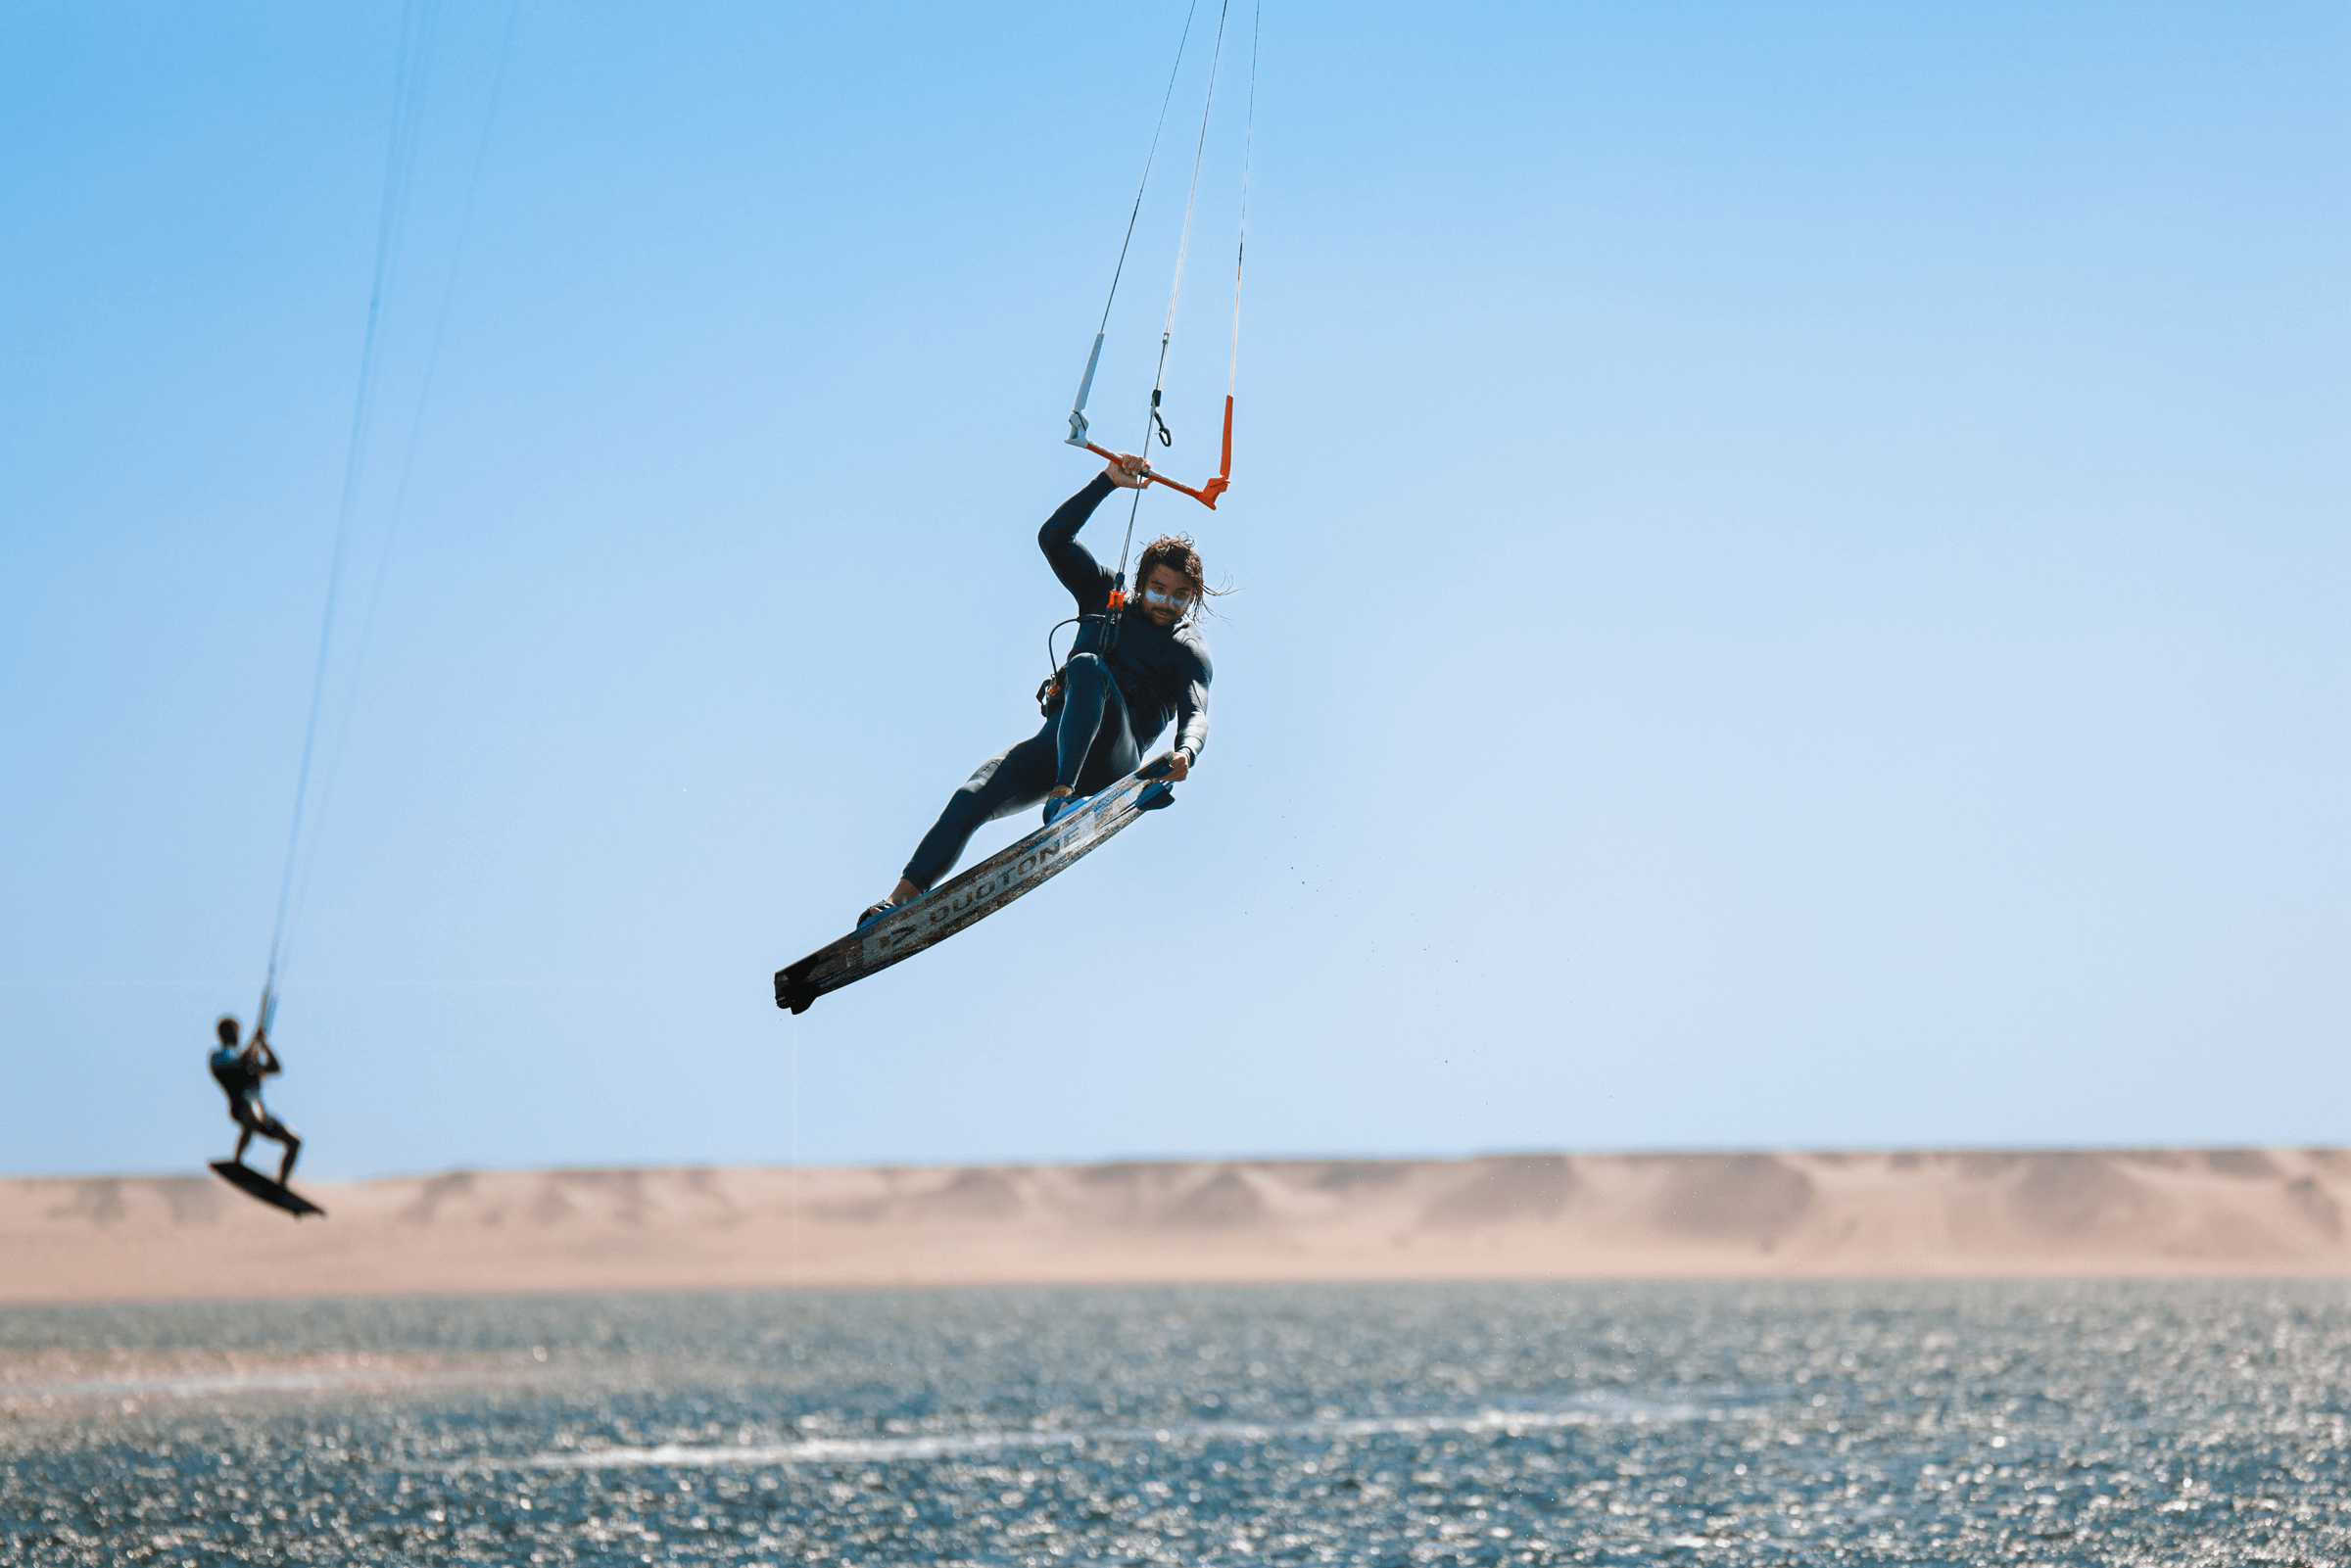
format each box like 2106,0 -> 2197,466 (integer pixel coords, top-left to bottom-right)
4,1148 -> 2346,1305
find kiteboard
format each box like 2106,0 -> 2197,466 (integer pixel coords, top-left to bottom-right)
210,1160 -> 326,1218
776,759 -> 1176,1014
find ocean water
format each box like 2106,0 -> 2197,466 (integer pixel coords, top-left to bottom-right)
2,1280 -> 2345,1565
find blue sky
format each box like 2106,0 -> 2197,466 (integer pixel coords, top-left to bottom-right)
3,0 -> 2344,1180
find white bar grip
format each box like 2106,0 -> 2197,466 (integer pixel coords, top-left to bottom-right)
1064,332 -> 1105,448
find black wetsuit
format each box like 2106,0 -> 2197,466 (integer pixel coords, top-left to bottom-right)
210,1045 -> 266,1114
901,475 -> 1213,891
211,1042 -> 299,1179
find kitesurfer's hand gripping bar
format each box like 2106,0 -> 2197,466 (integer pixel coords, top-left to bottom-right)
1084,395 -> 1232,510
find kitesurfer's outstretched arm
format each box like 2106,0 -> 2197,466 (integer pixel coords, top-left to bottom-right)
1165,654 -> 1210,781
1037,453 -> 1150,607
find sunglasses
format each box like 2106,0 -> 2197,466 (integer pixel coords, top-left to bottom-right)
1139,588 -> 1195,610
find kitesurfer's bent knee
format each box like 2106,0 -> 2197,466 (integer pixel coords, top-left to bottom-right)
230,1103 -> 300,1181
1052,653 -> 1136,793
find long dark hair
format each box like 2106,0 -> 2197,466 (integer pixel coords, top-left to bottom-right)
1135,533 -> 1230,620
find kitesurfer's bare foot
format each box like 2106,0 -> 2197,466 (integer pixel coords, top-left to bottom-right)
1045,785 -> 1073,799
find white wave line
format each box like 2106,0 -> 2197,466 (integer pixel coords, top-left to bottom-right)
491,1401 -> 1756,1472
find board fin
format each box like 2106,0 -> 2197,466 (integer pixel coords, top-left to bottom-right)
775,958 -> 820,1016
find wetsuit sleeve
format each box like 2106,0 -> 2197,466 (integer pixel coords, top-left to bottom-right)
1174,643 -> 1212,762
1038,474 -> 1121,610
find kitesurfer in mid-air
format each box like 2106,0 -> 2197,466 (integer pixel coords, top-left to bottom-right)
210,1016 -> 302,1185
859,451 -> 1214,927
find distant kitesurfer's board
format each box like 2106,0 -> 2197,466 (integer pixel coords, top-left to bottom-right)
776,760 -> 1176,1014
210,1160 -> 326,1217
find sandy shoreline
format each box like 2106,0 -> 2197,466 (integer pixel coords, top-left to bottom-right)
4,1147 -> 2346,1306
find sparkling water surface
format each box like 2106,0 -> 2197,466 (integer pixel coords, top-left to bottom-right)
3,1280 -> 2345,1564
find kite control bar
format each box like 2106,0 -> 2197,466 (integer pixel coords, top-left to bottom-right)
1059,0 -> 1254,516
1080,394 -> 1232,510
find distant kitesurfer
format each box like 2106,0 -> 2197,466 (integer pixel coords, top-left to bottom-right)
210,1016 -> 302,1185
860,452 -> 1214,926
